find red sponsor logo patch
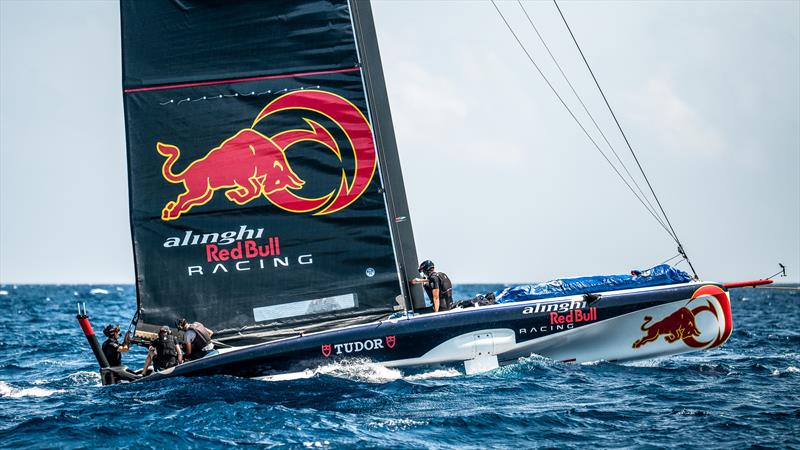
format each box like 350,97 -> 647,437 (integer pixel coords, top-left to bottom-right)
156,90 -> 377,220
549,307 -> 597,325
320,336 -> 397,357
632,285 -> 732,350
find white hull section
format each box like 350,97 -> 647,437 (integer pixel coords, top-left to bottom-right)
381,285 -> 732,373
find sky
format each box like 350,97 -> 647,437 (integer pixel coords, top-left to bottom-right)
1,0 -> 798,284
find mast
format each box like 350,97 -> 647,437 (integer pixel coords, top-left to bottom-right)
349,0 -> 425,310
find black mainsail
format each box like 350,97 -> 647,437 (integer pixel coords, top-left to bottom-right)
120,0 -> 423,341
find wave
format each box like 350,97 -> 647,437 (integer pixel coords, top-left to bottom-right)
0,290 -> 8,296
0,381 -> 63,398
90,288 -> 110,295
367,417 -> 428,430
25,371 -> 101,391
771,366 -> 800,376
492,354 -> 565,375
65,371 -> 102,387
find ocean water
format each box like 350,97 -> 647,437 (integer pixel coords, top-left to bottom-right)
0,284 -> 798,449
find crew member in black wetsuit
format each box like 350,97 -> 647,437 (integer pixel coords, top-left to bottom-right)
411,260 -> 453,312
175,318 -> 215,361
142,326 -> 183,374
101,324 -> 129,367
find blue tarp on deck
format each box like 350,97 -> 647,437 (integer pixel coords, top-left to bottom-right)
494,264 -> 693,303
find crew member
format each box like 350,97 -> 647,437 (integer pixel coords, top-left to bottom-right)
410,260 -> 453,312
142,326 -> 183,374
101,324 -> 130,367
175,318 -> 215,361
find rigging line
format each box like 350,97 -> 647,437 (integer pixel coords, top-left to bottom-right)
553,0 -> 698,278
490,0 -> 676,239
658,253 -> 682,266
516,1 -> 667,232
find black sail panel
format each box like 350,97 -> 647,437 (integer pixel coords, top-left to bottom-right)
121,0 -> 357,89
121,0 -> 418,338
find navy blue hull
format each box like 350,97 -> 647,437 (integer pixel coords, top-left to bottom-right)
139,282 -> 730,382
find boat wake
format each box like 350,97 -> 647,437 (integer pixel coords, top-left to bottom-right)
315,358 -> 404,383
257,358 -> 462,384
0,381 -> 63,398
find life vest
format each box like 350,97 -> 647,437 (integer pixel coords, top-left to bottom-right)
429,272 -> 453,310
153,336 -> 179,370
102,338 -> 122,367
187,322 -> 212,358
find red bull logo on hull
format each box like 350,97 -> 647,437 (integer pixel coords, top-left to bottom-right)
156,90 -> 377,220
632,285 -> 732,350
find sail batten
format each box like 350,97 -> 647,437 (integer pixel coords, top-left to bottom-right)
123,67 -> 362,94
121,0 -> 419,340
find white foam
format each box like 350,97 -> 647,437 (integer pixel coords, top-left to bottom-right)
90,288 -> 109,295
257,360 -> 461,383
0,290 -> 8,296
315,358 -> 403,383
67,371 -> 102,386
774,366 -> 800,376
580,360 -> 606,366
0,381 -> 63,398
625,358 -> 668,368
256,370 -> 316,382
368,418 -> 428,429
403,368 -> 461,380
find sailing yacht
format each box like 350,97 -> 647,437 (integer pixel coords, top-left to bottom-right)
76,0 -> 770,385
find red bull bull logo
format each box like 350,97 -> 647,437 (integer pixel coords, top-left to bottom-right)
156,90 -> 376,221
632,307 -> 700,348
632,285 -> 732,350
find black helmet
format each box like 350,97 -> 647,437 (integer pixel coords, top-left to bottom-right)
103,324 -> 120,337
418,260 -> 434,274
159,326 -> 171,335
175,318 -> 187,329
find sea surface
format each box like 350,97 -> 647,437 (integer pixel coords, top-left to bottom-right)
0,283 -> 798,449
